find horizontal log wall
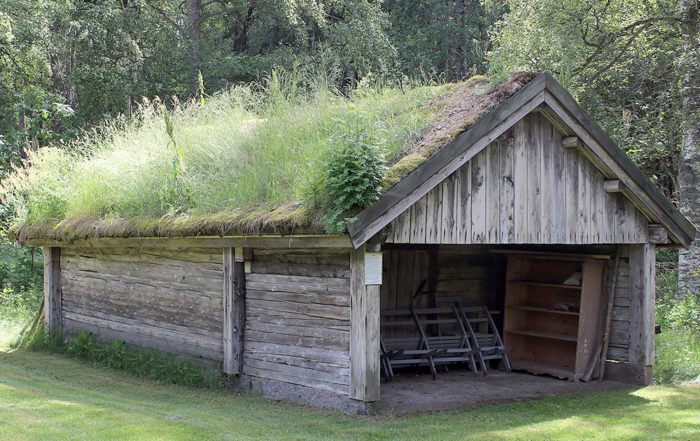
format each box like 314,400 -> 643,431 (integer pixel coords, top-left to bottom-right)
244,248 -> 352,395
387,113 -> 650,245
60,247 -> 225,360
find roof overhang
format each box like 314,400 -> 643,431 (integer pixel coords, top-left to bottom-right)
347,72 -> 696,249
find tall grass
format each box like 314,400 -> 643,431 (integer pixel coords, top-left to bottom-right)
3,70 -> 446,229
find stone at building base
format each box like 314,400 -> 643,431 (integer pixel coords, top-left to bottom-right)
230,374 -> 376,415
604,361 -> 653,385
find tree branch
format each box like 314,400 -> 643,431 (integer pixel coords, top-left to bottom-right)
200,4 -> 248,21
144,1 -> 188,39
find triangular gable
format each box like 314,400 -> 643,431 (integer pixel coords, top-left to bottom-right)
386,112 -> 649,245
347,72 -> 695,248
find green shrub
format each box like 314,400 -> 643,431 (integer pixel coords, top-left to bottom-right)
316,116 -> 386,233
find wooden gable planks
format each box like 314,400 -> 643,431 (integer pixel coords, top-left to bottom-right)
386,112 -> 652,246
499,132 -> 516,243
513,119 -> 529,243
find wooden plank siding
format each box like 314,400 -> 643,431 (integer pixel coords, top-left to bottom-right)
607,250 -> 632,363
243,248 -> 352,395
386,113 -> 650,245
60,246 -> 225,360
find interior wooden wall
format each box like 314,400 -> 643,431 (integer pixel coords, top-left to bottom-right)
386,113 -> 650,245
380,246 -> 506,336
244,248 -> 352,395
60,246 -> 224,360
380,245 -> 630,364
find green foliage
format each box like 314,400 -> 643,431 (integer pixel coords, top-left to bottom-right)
25,329 -> 228,390
654,258 -> 699,383
0,242 -> 42,294
487,0 -> 684,198
656,269 -> 700,334
384,0 -> 501,82
2,69 -> 444,233
655,329 -> 700,384
316,116 -> 386,233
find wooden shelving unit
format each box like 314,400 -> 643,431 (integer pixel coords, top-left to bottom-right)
503,252 -> 606,381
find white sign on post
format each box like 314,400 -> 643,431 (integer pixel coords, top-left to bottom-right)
364,252 -> 383,285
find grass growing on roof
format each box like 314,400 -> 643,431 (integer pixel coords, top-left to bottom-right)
3,70 -> 451,239
5,71 -> 540,241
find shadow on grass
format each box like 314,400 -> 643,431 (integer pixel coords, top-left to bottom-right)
1,348 -> 698,441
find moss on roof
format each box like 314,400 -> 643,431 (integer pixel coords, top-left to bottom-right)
6,72 -> 538,243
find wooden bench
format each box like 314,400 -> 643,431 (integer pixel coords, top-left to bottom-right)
456,305 -> 512,373
381,306 -> 479,380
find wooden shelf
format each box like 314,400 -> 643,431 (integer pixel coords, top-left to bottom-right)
504,255 -> 605,381
507,305 -> 580,316
510,280 -> 582,290
506,329 -> 577,342
510,360 -> 575,380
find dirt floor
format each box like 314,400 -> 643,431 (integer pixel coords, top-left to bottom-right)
377,368 -> 630,415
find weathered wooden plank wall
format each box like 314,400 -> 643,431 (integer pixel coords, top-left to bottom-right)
60,247 -> 224,360
380,246 -> 506,337
386,113 -> 650,245
244,248 -> 351,395
607,248 -> 631,363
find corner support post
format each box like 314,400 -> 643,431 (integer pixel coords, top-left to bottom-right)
628,243 -> 655,384
349,246 -> 381,402
43,247 -> 61,335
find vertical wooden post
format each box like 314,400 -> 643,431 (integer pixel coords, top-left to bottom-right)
43,247 -> 61,334
349,246 -> 381,402
628,243 -> 655,384
223,247 -> 247,374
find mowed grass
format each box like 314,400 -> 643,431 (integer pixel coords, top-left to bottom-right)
1,347 -> 699,441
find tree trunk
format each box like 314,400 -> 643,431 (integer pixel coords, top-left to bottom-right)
678,0 -> 700,297
187,0 -> 203,93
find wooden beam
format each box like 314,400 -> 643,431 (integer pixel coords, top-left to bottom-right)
349,247 -> 380,401
648,224 -> 668,244
628,244 -> 655,385
223,247 -> 246,374
489,249 -> 610,260
43,247 -> 62,334
26,235 -> 353,250
604,180 -> 624,193
561,136 -> 583,148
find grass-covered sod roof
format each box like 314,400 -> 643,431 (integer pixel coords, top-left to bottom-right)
4,72 -> 537,242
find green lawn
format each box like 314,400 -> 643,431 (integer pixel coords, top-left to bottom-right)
0,347 -> 698,441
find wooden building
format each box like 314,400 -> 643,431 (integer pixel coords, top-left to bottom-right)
29,73 -> 695,413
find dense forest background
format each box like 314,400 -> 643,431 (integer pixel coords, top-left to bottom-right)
0,0 -> 697,296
